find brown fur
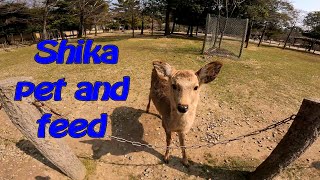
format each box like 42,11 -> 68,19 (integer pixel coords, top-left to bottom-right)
146,61 -> 222,166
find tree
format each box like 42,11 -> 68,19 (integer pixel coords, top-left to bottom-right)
236,0 -> 298,47
143,0 -> 164,35
303,11 -> 320,39
170,0 -> 215,36
304,11 -> 320,30
41,0 -> 58,39
164,0 -> 174,36
87,1 -> 110,36
70,0 -> 109,38
0,2 -> 31,44
140,0 -> 146,35
216,0 -> 246,47
49,0 -> 78,39
113,0 -> 140,37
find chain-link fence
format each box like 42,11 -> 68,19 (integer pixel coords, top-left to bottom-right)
202,14 -> 248,58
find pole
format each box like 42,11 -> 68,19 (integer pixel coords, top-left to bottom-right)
202,14 -> 210,54
239,19 -> 249,58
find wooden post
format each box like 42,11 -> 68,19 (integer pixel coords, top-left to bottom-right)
0,77 -> 86,180
249,98 -> 320,180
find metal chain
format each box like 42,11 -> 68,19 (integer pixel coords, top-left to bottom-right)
0,100 -> 296,150
106,114 -> 296,150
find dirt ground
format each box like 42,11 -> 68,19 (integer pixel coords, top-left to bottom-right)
0,33 -> 320,180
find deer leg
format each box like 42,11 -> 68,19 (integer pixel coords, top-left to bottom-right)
178,132 -> 189,167
146,93 -> 151,113
164,130 -> 172,163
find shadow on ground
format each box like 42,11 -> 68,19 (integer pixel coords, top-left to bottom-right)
81,106 -> 163,161
311,161 -> 320,170
82,106 -> 249,179
35,176 -> 51,180
16,140 -> 63,174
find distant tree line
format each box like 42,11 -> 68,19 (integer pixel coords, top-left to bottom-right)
303,11 -> 320,39
1,0 -> 319,44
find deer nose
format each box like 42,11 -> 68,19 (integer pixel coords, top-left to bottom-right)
177,104 -> 189,113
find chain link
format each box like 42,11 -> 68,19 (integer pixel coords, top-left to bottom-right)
32,100 -> 292,148
25,101 -> 296,149
1,100 -> 296,150
203,15 -> 248,57
106,114 -> 296,150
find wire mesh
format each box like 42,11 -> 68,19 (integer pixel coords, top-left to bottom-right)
202,14 -> 248,58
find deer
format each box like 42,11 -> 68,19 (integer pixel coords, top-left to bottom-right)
146,61 -> 223,166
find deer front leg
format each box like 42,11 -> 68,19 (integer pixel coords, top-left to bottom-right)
178,132 -> 189,167
146,94 -> 151,113
164,130 -> 172,163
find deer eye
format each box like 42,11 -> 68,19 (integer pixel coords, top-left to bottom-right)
172,84 -> 177,90
194,86 -> 199,91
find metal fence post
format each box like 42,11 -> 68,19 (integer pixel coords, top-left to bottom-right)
239,18 -> 249,58
202,13 -> 210,54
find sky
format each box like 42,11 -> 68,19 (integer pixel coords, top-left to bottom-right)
291,0 -> 320,12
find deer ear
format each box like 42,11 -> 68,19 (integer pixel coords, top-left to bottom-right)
196,61 -> 223,84
153,61 -> 173,77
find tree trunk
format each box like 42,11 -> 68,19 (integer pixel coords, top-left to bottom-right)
20,33 -> 23,43
159,20 -> 162,31
196,25 -> 199,36
4,33 -> 10,45
0,77 -> 87,180
189,25 -> 193,37
249,99 -> 320,180
95,24 -> 98,36
141,13 -> 144,35
151,17 -> 154,36
308,41 -> 314,52
164,1 -> 171,36
31,32 -> 35,42
187,26 -> 190,35
131,12 -> 135,38
60,28 -> 64,40
171,19 -> 176,34
219,18 -> 228,48
258,24 -> 267,47
78,13 -> 84,38
283,26 -> 295,49
42,0 -> 49,40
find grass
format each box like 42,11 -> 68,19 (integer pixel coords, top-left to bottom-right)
81,158 -> 97,178
204,153 -> 260,171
